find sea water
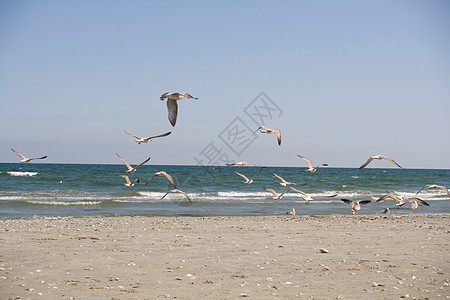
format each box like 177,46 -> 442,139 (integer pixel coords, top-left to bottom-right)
0,163 -> 449,218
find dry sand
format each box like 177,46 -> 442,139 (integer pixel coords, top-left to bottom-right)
0,214 -> 449,299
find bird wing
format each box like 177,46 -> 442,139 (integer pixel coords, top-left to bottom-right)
160,92 -> 170,100
407,197 -> 430,206
118,174 -> 131,185
262,186 -> 278,197
359,157 -> 373,169
147,131 -> 172,140
167,99 -> 178,127
379,155 -> 402,168
116,153 -> 132,170
11,148 -> 28,160
341,199 -> 353,205
134,157 -> 151,169
250,167 -> 265,180
289,186 -> 306,196
297,155 -> 313,169
253,126 -> 262,134
226,163 -> 236,166
124,131 -> 142,139
178,92 -> 197,99
414,186 -> 427,196
175,189 -> 192,202
161,171 -> 177,188
145,173 -> 157,185
377,193 -> 402,202
31,156 -> 47,160
436,185 -> 450,197
359,200 -> 371,205
235,172 -> 249,182
275,130 -> 282,146
316,163 -> 328,168
273,173 -> 287,183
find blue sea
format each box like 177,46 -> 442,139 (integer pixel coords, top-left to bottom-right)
0,163 -> 449,218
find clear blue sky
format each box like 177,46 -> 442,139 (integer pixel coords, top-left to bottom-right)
1,0 -> 449,168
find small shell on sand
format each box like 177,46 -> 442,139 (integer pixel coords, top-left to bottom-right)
319,248 -> 329,253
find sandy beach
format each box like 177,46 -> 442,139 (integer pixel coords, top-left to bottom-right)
1,214 -> 449,299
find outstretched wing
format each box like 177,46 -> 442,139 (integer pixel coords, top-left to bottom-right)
379,155 -> 402,168
145,173 -> 157,185
437,185 -> 450,197
289,186 -> 306,196
273,173 -> 287,183
250,167 -> 265,180
175,189 -> 192,202
124,131 -> 142,139
359,157 -> 373,169
407,197 -> 430,206
235,171 -> 249,182
262,186 -> 278,197
147,131 -> 172,140
297,155 -> 313,169
275,130 -> 282,146
161,171 -> 177,188
134,157 -> 151,169
118,174 -> 131,185
341,198 -> 353,205
116,153 -> 132,170
11,148 -> 28,160
167,99 -> 178,127
359,200 -> 371,205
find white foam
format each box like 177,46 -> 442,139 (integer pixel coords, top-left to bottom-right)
7,171 -> 38,177
27,201 -> 102,206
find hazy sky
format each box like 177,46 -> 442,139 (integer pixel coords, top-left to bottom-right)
1,0 -> 449,168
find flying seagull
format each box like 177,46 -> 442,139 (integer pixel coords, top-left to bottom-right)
273,173 -> 297,187
262,186 -> 290,200
146,171 -> 177,188
160,92 -> 198,127
234,167 -> 265,184
11,148 -> 47,163
341,199 -> 371,214
289,186 -> 337,203
359,155 -> 402,169
118,175 -> 140,187
226,161 -> 256,166
406,197 -> 430,213
124,131 -> 171,144
116,153 -> 151,173
297,155 -> 328,173
161,189 -> 192,203
253,126 -> 282,146
376,192 -> 409,208
416,184 -> 450,198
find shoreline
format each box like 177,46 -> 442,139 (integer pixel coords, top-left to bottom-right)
1,214 -> 449,299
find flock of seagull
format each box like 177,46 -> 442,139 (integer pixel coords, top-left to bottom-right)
10,91 -> 449,215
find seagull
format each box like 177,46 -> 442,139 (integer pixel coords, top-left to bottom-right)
118,174 -> 140,187
160,92 -> 198,127
146,171 -> 177,188
286,208 -> 296,215
359,155 -> 402,169
226,161 -> 256,166
289,186 -> 337,203
341,199 -> 371,214
262,186 -> 290,200
124,131 -> 172,144
161,189 -> 192,203
297,155 -> 328,173
11,148 -> 47,163
116,153 -> 151,173
406,197 -> 430,213
382,207 -> 390,214
376,192 -> 408,208
253,126 -> 282,146
234,167 -> 265,184
273,173 -> 297,187
416,184 -> 450,198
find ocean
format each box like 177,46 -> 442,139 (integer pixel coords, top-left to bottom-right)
0,163 -> 449,218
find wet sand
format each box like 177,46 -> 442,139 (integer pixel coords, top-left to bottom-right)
1,214 -> 449,299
